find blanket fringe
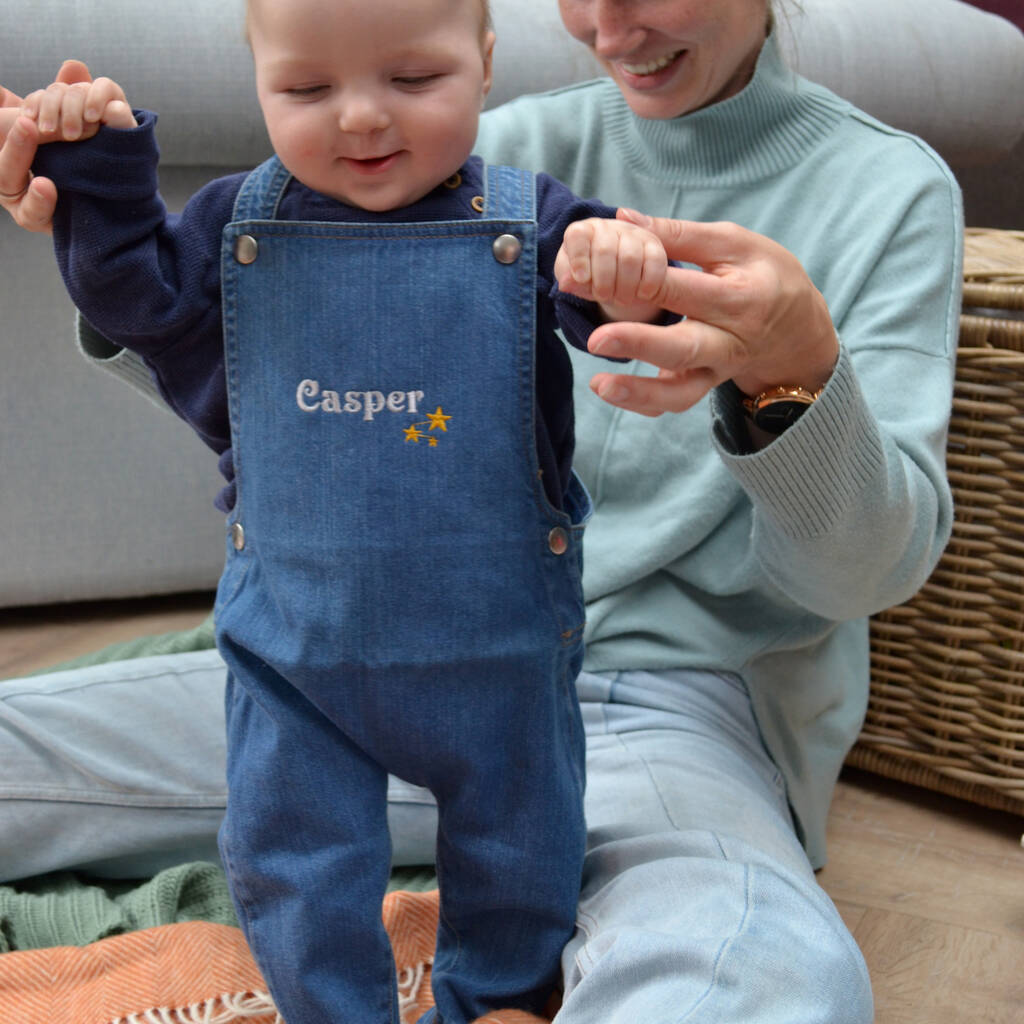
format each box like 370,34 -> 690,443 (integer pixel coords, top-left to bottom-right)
107,990 -> 282,1024
397,955 -> 433,1021
104,955 -> 434,1024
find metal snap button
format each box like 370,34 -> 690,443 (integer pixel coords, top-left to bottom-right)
231,522 -> 246,551
492,233 -> 522,264
234,235 -> 259,265
471,195 -> 485,213
548,527 -> 569,555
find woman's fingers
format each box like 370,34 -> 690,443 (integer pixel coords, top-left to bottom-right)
614,208 -> 838,397
16,175 -> 58,231
617,208 -> 753,264
0,116 -> 37,202
0,106 -> 19,147
589,316 -> 737,377
588,366 -> 718,417
586,318 -> 740,414
0,116 -> 56,233
0,83 -> 24,111
0,62 -> 92,234
56,59 -> 93,87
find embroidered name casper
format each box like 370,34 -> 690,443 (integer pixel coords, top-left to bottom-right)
297,379 -> 425,420
296,379 -> 452,445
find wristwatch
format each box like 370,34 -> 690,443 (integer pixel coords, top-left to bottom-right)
742,384 -> 823,435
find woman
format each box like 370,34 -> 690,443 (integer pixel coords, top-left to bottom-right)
0,1 -> 961,1020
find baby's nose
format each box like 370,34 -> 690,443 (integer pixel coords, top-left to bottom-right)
337,93 -> 389,133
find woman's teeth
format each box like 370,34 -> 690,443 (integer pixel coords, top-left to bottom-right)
621,51 -> 682,76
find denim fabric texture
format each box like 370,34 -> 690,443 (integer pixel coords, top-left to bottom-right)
213,157 -> 590,1024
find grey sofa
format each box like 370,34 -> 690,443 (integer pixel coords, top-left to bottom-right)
2,0 -> 1023,608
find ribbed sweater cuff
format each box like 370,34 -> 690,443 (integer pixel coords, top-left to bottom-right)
76,311 -> 165,408
712,344 -> 884,540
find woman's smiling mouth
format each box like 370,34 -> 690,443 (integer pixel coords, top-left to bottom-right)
620,50 -> 685,77
613,49 -> 688,91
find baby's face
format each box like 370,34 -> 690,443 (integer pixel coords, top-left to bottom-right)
250,0 -> 494,211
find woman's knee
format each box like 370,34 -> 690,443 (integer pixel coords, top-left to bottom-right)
559,832 -> 873,1023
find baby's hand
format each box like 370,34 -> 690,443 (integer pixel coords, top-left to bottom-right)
20,77 -> 136,143
556,216 -> 668,321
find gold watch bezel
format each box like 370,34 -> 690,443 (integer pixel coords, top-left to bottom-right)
742,384 -> 823,434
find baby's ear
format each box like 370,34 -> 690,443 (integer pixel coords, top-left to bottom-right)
480,29 -> 496,105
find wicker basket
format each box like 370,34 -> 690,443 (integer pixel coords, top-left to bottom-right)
848,228 -> 1024,816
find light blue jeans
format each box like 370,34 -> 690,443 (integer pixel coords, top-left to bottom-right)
0,653 -> 873,1023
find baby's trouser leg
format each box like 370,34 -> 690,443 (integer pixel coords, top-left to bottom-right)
416,653 -> 586,1024
425,759 -> 585,1023
218,667 -> 400,1024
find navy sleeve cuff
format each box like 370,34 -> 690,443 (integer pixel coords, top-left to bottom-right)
32,109 -> 160,201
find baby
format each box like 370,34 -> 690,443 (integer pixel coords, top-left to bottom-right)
23,0 -> 668,1021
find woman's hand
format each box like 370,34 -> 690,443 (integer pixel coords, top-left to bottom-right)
0,60 -> 94,234
585,209 -> 839,417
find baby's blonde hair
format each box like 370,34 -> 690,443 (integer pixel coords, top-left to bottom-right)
246,0 -> 492,43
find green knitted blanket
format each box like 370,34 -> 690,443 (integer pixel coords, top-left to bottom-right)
0,862 -> 235,953
0,863 -> 437,953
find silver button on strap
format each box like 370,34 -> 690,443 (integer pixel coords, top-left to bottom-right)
234,235 -> 259,265
492,234 -> 522,264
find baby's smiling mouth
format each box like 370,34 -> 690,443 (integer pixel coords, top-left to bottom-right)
343,152 -> 401,174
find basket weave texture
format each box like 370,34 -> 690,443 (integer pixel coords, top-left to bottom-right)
848,228 -> 1024,816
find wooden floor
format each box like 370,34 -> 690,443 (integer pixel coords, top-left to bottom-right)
2,594 -> 1023,1023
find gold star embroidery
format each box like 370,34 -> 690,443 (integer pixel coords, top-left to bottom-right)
404,425 -> 425,443
426,406 -> 451,432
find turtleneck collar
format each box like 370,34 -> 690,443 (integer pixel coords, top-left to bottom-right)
605,30 -> 846,186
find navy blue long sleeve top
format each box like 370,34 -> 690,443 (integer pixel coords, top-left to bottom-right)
34,111 -> 617,511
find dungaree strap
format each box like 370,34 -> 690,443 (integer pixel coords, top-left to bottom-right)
232,155 -> 293,222
483,164 -> 536,221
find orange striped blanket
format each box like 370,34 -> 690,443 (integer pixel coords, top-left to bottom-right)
0,888 -> 551,1024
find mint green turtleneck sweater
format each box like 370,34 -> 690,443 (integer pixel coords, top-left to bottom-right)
475,33 -> 963,867
79,34 -> 961,869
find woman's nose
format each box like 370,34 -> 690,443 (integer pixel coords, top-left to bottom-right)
590,0 -> 648,58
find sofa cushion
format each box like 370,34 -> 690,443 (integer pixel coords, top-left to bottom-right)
3,0 -> 1023,168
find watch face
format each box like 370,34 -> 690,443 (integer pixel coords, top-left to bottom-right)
753,399 -> 812,434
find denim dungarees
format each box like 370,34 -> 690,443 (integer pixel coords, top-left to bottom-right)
214,156 -> 590,1024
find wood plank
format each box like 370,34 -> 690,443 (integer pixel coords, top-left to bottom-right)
0,593 -> 213,678
830,769 -> 1024,856
819,773 -> 1024,937
830,898 -> 869,938
852,907 -> 1024,1024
